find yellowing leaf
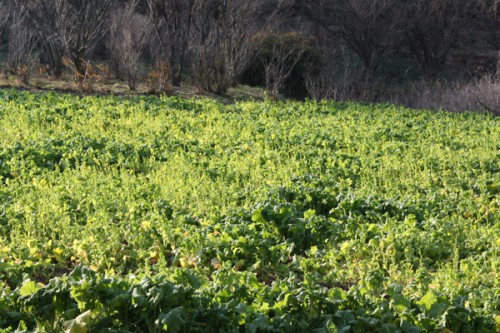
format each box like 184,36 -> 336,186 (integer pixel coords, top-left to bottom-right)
141,221 -> 152,230
340,241 -> 350,254
211,257 -> 221,269
53,247 -> 64,257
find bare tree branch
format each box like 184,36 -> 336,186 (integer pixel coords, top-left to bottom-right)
402,0 -> 469,80
190,0 -> 289,94
262,32 -> 307,97
5,1 -> 39,84
108,0 -> 151,90
146,0 -> 195,87
314,0 -> 399,78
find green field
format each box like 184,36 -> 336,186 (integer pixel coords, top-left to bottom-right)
0,89 -> 499,332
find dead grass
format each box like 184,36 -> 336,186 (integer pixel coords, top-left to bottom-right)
0,66 -> 266,104
2,62 -> 497,116
386,76 -> 500,115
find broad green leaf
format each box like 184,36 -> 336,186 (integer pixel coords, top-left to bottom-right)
417,291 -> 439,312
417,291 -> 449,318
65,310 -> 92,333
391,293 -> 410,314
19,280 -> 39,297
157,307 -> 185,333
304,209 -> 316,219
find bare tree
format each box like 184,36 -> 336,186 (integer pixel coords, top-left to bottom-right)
475,0 -> 500,49
402,0 -> 468,80
108,0 -> 151,90
314,0 -> 400,78
146,0 -> 195,88
304,45 -> 357,101
472,0 -> 500,76
190,0 -> 291,94
58,0 -> 114,87
21,0 -> 114,86
5,1 -> 39,84
190,0 -> 253,93
0,1 -> 10,28
22,1 -> 64,77
262,32 -> 306,97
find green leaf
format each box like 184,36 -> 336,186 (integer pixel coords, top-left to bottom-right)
304,209 -> 316,219
390,293 -> 410,314
417,291 -> 438,312
417,291 -> 449,318
19,280 -> 39,297
248,314 -> 271,333
65,310 -> 92,333
157,307 -> 185,333
251,209 -> 264,223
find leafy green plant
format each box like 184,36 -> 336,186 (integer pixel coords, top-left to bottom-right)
0,89 -> 498,332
